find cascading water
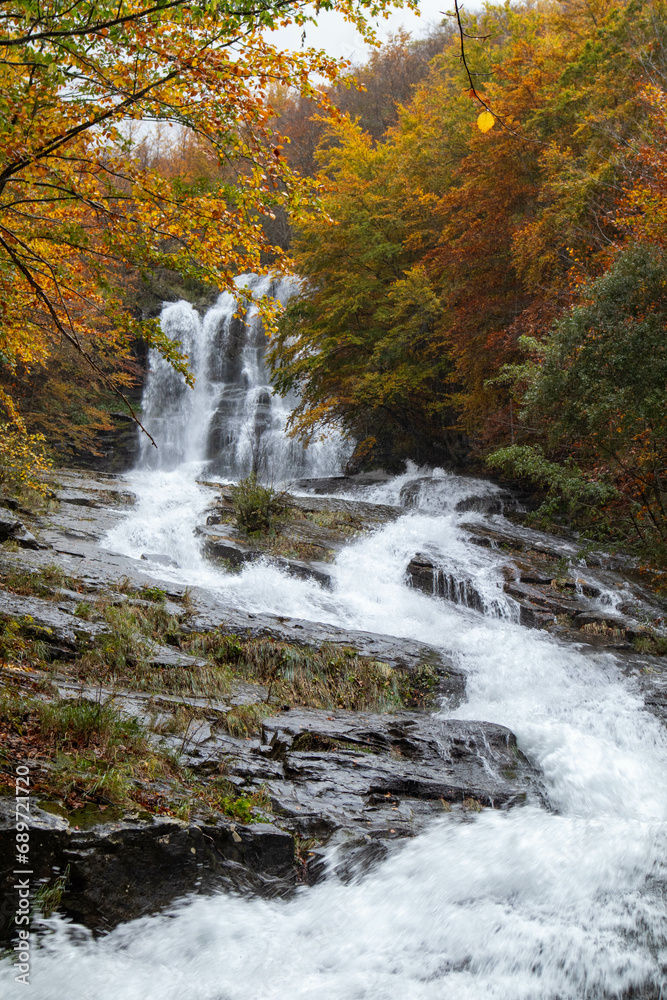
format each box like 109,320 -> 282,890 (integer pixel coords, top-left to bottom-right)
139,273 -> 345,480
3,295 -> 667,998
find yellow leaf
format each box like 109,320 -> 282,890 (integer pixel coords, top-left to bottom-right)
477,110 -> 495,133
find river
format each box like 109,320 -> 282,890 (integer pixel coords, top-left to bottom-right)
1,279 -> 666,999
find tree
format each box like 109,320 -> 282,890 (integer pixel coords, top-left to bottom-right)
617,86 -> 667,249
272,0 -> 667,462
269,117 -> 455,470
0,0 -> 414,478
494,244 -> 667,554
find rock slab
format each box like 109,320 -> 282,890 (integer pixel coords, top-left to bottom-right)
0,799 -> 294,940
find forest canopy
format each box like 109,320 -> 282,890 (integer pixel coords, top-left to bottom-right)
269,0 -> 667,563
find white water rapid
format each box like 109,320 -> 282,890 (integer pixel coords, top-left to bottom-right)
3,287 -> 666,999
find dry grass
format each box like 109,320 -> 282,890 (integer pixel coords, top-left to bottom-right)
580,621 -> 623,637
186,632 -> 439,713
0,562 -> 80,598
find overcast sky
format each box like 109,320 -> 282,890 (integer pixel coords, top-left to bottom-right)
269,0 -> 453,63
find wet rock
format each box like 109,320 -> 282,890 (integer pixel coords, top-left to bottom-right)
0,588 -> 107,652
232,709 -> 544,854
201,488 -> 399,540
572,611 -> 628,632
406,554 -> 437,593
198,526 -> 333,588
0,507 -> 44,550
0,507 -> 24,538
406,555 -> 484,612
290,493 -> 400,525
611,650 -> 667,725
56,487 -> 135,507
186,598 -> 466,706
0,495 -> 22,512
454,493 -> 515,514
55,490 -> 101,507
145,646 -> 209,669
0,798 -> 294,941
141,552 -> 179,568
396,477 -> 519,516
508,560 -> 602,599
198,526 -> 263,566
294,473 -> 393,495
273,557 -> 332,589
461,521 -> 572,560
504,580 -> 583,625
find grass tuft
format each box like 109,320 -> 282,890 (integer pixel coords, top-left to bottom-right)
0,563 -> 79,599
230,474 -> 291,534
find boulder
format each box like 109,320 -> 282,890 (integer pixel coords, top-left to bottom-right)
0,588 -> 107,653
0,799 -> 294,941
224,708 -> 546,879
0,506 -> 44,550
406,555 -> 484,612
141,553 -> 179,568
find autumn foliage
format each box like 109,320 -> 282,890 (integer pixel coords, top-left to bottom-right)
0,0 -> 416,479
270,0 -> 667,561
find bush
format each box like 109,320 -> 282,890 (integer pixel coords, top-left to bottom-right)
230,473 -> 290,534
488,445 -> 619,525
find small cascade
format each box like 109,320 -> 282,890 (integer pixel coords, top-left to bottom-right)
405,553 -> 514,619
435,569 -> 485,611
139,274 -> 346,481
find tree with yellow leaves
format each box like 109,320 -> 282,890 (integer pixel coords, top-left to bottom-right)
0,0 -> 415,482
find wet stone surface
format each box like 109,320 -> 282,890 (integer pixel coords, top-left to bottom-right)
198,485 -> 401,586
250,708 -> 543,840
0,797 -> 294,938
1,466 -> 667,947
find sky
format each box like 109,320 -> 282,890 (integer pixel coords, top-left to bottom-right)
269,0 -> 453,63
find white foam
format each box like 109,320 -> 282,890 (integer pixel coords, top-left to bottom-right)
7,465 -> 667,998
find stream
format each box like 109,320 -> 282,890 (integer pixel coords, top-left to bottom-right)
2,280 -> 666,998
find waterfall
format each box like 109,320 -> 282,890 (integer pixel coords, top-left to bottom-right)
138,273 -> 346,481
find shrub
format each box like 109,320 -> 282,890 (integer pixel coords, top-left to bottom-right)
230,473 -> 290,534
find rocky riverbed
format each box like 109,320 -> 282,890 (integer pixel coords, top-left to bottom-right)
1,468 -> 666,951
